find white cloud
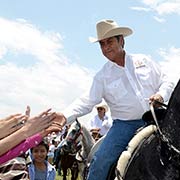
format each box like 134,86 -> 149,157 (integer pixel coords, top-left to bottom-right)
153,16 -> 166,23
0,17 -> 94,117
0,46 -> 7,59
132,0 -> 180,16
156,1 -> 180,15
130,6 -> 151,12
0,17 -> 64,64
158,46 -> 180,85
0,62 -> 93,116
142,0 -> 160,6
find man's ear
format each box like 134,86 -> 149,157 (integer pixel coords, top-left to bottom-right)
119,36 -> 125,48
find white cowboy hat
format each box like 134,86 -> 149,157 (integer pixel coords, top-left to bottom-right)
95,103 -> 109,112
89,19 -> 133,43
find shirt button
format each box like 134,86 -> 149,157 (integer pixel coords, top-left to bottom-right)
35,141 -> 38,145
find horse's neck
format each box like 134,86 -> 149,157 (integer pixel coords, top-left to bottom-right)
161,80 -> 180,149
81,126 -> 95,158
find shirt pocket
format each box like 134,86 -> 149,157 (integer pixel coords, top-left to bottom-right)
105,79 -> 127,102
135,66 -> 153,87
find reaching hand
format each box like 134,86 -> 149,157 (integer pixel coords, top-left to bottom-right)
40,122 -> 62,137
39,112 -> 67,138
52,112 -> 67,130
0,114 -> 28,139
21,109 -> 56,137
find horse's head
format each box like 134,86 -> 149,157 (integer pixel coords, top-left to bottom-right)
61,119 -> 83,154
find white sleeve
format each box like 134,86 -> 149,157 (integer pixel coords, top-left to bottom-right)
62,75 -> 104,124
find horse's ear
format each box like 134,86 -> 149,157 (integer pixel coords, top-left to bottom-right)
76,118 -> 81,127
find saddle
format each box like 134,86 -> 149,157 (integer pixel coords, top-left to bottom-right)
116,125 -> 157,180
142,108 -> 166,125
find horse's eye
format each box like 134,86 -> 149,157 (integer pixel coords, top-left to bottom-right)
71,130 -> 76,135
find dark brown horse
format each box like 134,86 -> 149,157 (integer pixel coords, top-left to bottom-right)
59,149 -> 79,180
55,124 -> 80,180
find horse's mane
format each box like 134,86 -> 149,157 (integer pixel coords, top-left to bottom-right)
68,121 -> 95,162
80,124 -> 95,157
67,120 -> 95,158
87,135 -> 105,164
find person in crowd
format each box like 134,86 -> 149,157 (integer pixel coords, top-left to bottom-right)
53,124 -> 71,175
53,19 -> 174,180
28,140 -> 56,180
48,139 -> 56,164
89,103 -> 112,140
0,107 -> 61,160
0,107 -> 62,179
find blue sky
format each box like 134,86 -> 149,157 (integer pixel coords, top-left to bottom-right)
0,0 -> 180,119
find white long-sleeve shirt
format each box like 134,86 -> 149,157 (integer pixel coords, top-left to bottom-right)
63,53 -> 174,123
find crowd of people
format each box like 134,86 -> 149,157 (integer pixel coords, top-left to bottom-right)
0,106 -> 62,179
0,18 -> 174,180
0,103 -> 111,179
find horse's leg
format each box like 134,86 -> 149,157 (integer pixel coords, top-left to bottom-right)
75,165 -> 79,180
63,168 -> 67,180
70,161 -> 78,180
71,169 -> 75,180
78,163 -> 86,180
58,160 -> 62,175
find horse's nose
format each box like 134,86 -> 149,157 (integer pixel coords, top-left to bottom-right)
63,143 -> 68,150
62,141 -> 71,152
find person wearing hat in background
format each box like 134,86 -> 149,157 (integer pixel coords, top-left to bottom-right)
89,103 -> 112,140
53,19 -> 174,179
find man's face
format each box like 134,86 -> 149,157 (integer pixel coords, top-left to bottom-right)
99,36 -> 123,63
32,145 -> 48,163
97,107 -> 105,117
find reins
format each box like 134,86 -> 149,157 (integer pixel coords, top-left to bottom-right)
150,101 -> 180,155
150,102 -> 164,137
65,127 -> 83,153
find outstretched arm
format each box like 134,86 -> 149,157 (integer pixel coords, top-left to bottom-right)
0,120 -> 62,164
0,109 -> 56,156
0,114 -> 28,139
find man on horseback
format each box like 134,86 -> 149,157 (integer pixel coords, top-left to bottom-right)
89,103 -> 112,141
53,19 -> 174,180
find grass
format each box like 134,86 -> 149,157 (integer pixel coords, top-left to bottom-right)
55,170 -> 81,180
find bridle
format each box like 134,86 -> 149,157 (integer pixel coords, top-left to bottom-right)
66,129 -> 82,147
63,120 -> 83,154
